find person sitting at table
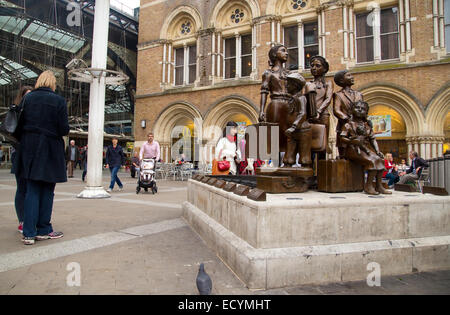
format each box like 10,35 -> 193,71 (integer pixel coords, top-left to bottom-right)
398,151 -> 428,185
383,153 -> 399,188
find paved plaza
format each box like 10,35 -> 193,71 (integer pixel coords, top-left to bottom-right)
0,169 -> 449,295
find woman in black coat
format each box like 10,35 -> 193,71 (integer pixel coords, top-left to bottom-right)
14,71 -> 69,245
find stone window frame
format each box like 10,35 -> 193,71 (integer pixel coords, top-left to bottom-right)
354,5 -> 401,65
222,33 -> 253,80
173,43 -> 198,86
211,1 -> 258,82
282,20 -> 319,71
445,0 -> 450,53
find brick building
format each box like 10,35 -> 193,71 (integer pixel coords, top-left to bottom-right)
135,0 -> 450,163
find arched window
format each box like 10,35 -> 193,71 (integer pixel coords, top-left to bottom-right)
160,7 -> 202,87
271,0 -> 320,70
211,0 -> 259,81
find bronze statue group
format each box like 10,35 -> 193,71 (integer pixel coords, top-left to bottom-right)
259,45 -> 391,196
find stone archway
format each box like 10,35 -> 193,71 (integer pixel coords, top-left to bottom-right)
360,84 -> 427,159
425,84 -> 450,157
202,96 -> 259,162
152,102 -> 202,162
210,0 -> 261,28
160,5 -> 203,40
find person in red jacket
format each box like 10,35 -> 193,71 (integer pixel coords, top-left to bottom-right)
384,153 -> 399,188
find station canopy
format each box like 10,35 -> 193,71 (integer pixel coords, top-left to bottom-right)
0,55 -> 38,86
0,15 -> 86,53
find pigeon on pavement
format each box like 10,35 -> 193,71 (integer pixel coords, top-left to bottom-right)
196,263 -> 212,295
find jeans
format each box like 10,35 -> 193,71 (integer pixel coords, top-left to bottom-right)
82,162 -> 87,181
14,173 -> 27,223
109,166 -> 123,189
23,180 -> 55,238
385,173 -> 399,186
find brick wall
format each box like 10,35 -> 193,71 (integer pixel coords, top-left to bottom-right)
135,0 -> 450,145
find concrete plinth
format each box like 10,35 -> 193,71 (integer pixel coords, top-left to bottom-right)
77,186 -> 110,199
183,180 -> 450,289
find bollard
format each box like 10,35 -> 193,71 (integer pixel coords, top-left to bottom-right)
445,154 -> 450,194
438,157 -> 445,188
431,158 -> 437,187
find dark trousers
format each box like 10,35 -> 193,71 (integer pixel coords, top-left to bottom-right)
109,166 -> 123,189
23,180 -> 56,238
82,161 -> 87,181
67,160 -> 75,177
14,173 -> 27,223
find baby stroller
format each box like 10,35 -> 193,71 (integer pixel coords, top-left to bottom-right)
136,159 -> 158,194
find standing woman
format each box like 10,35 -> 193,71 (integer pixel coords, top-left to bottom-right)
215,121 -> 241,175
11,86 -> 33,234
14,71 -> 69,245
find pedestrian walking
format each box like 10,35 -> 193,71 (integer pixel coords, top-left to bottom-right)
10,86 -> 33,234
65,140 -> 79,178
13,70 -> 69,245
81,145 -> 88,182
106,137 -> 125,192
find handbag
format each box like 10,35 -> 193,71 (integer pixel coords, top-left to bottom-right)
212,149 -> 231,175
217,157 -> 230,172
1,104 -> 23,134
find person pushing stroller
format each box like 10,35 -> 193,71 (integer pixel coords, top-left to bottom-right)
138,133 -> 161,193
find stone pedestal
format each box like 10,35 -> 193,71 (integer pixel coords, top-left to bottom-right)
183,179 -> 450,289
255,167 -> 313,193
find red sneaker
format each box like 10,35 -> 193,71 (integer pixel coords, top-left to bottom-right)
18,223 -> 23,234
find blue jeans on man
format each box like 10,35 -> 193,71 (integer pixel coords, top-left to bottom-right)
109,166 -> 123,190
23,180 -> 55,238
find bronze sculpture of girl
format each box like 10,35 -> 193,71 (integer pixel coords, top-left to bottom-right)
340,101 -> 392,195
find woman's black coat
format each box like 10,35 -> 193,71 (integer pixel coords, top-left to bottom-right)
14,87 -> 70,183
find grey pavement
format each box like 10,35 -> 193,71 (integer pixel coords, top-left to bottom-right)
0,169 -> 449,295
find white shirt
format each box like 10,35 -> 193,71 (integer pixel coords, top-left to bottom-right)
215,137 -> 241,175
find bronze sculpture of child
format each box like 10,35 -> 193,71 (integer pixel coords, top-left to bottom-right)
339,101 -> 391,195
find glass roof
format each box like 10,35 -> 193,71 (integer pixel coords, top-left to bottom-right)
0,16 -> 28,34
0,55 -> 38,86
0,15 -> 86,53
105,101 -> 132,114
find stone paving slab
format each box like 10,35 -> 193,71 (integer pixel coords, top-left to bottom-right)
0,170 -> 449,295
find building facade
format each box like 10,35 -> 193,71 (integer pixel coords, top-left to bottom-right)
135,0 -> 450,163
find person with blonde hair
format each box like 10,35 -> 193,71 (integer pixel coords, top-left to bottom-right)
383,152 -> 399,188
13,70 -> 69,245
